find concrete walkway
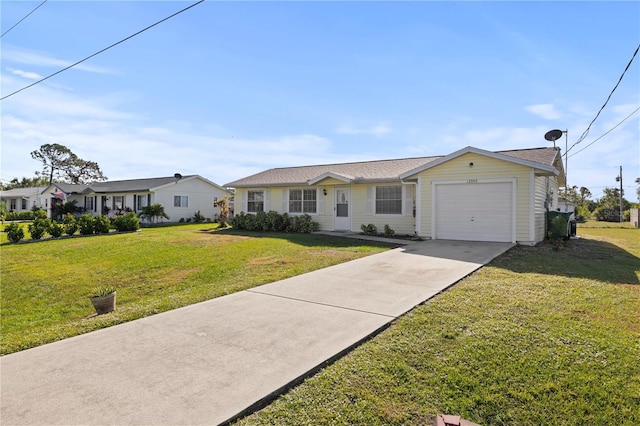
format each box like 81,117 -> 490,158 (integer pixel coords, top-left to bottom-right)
1,240 -> 513,425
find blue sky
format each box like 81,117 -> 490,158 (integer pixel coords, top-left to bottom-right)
1,1 -> 638,200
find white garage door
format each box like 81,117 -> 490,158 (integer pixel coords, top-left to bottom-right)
434,181 -> 514,243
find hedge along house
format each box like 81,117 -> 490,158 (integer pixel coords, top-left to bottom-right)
41,175 -> 232,223
225,146 -> 565,245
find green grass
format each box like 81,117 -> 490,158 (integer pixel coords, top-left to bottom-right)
236,227 -> 640,426
0,224 -> 390,354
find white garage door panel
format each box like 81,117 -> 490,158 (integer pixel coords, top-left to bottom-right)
435,182 -> 513,242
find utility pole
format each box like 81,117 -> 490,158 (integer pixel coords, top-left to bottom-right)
616,166 -> 623,222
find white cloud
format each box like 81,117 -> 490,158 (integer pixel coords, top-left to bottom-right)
6,67 -> 43,80
2,46 -> 115,75
525,103 -> 562,120
336,122 -> 392,136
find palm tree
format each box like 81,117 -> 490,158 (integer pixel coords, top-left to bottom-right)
139,203 -> 169,225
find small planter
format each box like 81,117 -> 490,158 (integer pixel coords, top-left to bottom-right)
90,291 -> 116,315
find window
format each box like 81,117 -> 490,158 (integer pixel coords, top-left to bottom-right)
21,199 -> 27,210
289,189 -> 317,214
174,195 -> 188,208
9,199 -> 16,210
85,196 -> 95,211
247,190 -> 264,213
376,185 -> 402,214
136,195 -> 149,210
112,196 -> 124,210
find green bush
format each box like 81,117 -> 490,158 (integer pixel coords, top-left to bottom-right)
5,222 -> 24,243
33,209 -> 47,220
361,223 -> 378,236
193,211 -> 205,223
113,212 -> 140,232
94,215 -> 111,234
48,221 -> 64,238
77,214 -> 95,235
5,211 -> 34,221
231,211 -> 318,233
63,214 -> 78,236
28,218 -> 50,240
383,224 -> 395,238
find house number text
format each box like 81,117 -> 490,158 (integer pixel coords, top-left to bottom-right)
467,179 -> 478,184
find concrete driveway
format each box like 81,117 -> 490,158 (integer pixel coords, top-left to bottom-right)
1,240 -> 512,425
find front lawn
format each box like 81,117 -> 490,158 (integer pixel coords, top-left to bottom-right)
236,227 -> 640,425
0,224 -> 391,354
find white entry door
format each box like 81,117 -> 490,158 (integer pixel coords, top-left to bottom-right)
334,188 -> 351,231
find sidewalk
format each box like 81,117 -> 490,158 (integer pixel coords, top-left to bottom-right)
1,240 -> 513,425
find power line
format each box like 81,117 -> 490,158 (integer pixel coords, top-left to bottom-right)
568,105 -> 640,158
0,0 -> 204,101
566,43 -> 640,155
1,0 -> 48,39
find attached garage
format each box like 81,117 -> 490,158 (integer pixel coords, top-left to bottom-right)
432,179 -> 515,243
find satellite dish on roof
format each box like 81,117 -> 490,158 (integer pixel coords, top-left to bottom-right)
174,173 -> 182,181
544,129 -> 564,148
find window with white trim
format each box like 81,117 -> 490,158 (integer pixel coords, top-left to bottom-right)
112,196 -> 124,210
21,199 -> 27,210
174,195 -> 188,208
376,185 -> 402,214
85,196 -> 95,211
136,195 -> 149,210
289,189 -> 317,214
247,190 -> 264,213
9,199 -> 16,210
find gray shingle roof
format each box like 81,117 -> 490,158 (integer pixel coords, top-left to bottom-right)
225,147 -> 560,187
84,175 -> 197,193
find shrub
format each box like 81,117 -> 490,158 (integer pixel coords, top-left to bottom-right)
33,208 -> 47,220
139,204 -> 169,225
63,214 -> 78,236
28,218 -> 50,240
231,211 -> 318,233
5,223 -> 24,243
94,215 -> 111,234
361,223 -> 378,236
48,221 -> 64,238
193,211 -> 205,223
5,211 -> 34,221
290,214 -> 319,233
113,212 -> 140,232
383,224 -> 395,238
78,214 -> 95,235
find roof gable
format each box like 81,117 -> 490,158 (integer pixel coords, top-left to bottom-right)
226,146 -> 561,188
399,146 -> 560,179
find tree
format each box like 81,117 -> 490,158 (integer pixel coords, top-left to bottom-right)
30,143 -> 107,185
30,144 -> 75,184
64,158 -> 106,184
578,186 -> 592,206
0,175 -> 50,190
214,196 -> 231,227
139,204 -> 169,225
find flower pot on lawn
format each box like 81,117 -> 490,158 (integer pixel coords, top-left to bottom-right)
90,291 -> 116,315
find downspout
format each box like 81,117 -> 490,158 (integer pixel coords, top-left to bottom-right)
401,180 -> 418,236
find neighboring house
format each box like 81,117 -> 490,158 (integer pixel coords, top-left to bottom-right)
41,175 -> 232,223
0,187 -> 48,212
556,198 -> 577,220
225,146 -> 565,245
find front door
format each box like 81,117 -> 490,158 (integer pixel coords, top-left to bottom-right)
334,188 -> 351,231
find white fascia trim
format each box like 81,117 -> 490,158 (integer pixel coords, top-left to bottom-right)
307,172 -> 354,185
400,146 -> 558,179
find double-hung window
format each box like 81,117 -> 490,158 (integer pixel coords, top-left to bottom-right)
375,185 -> 402,215
136,195 -> 149,210
112,196 -> 124,210
247,190 -> 264,213
174,195 -> 188,208
21,199 -> 27,210
289,189 -> 317,214
85,196 -> 95,211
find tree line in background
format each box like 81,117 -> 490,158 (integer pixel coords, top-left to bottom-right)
1,143 -> 106,190
559,185 -> 639,222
